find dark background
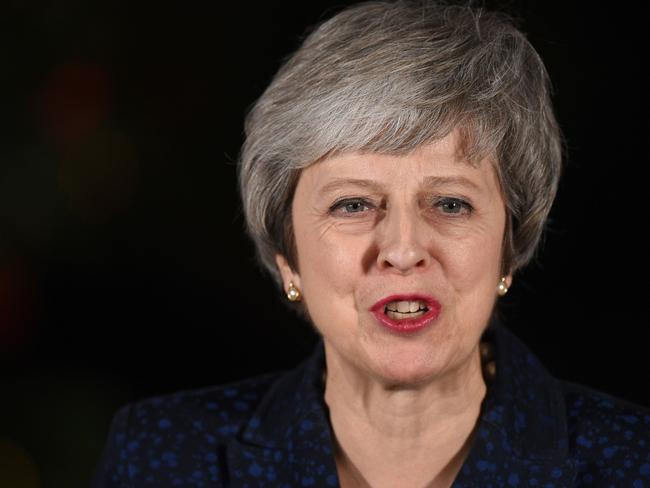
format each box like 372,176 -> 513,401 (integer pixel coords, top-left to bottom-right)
0,1 -> 647,487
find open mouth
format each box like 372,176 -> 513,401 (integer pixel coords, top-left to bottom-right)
370,294 -> 441,333
384,300 -> 429,320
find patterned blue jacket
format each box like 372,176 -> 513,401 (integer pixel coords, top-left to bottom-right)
93,321 -> 650,487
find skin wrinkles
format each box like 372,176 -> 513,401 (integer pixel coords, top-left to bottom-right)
276,130 -> 512,487
318,175 -> 484,200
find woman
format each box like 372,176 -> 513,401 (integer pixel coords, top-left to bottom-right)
93,1 -> 650,486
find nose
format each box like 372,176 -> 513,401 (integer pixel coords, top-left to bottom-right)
376,206 -> 430,273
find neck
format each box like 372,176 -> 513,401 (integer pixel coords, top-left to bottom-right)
323,341 -> 487,488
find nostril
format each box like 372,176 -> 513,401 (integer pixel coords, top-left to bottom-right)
377,246 -> 430,273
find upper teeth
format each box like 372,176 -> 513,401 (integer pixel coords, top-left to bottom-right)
385,300 -> 427,313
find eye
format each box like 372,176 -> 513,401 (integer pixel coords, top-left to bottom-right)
329,198 -> 373,215
435,197 -> 472,215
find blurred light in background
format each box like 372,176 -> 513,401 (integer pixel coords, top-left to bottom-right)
0,252 -> 37,354
0,438 -> 41,488
56,129 -> 138,223
2,374 -> 131,488
35,63 -> 112,149
32,61 -> 138,223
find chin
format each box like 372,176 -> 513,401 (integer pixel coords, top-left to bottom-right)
374,366 -> 441,389
370,352 -> 444,388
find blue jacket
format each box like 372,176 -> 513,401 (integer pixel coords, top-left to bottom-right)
93,321 -> 650,487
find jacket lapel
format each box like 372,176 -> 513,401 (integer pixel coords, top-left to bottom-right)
452,417 -> 578,487
226,338 -> 340,486
452,321 -> 578,486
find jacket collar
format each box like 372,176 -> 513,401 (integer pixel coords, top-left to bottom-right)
451,320 -> 577,486
475,319 -> 570,460
227,320 -> 577,486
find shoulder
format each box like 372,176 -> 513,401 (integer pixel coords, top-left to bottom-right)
557,379 -> 650,481
92,370 -> 284,487
127,370 -> 282,441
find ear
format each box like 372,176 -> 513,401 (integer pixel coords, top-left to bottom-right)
275,254 -> 301,291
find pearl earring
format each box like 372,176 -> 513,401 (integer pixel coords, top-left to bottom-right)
286,281 -> 302,302
497,277 -> 509,297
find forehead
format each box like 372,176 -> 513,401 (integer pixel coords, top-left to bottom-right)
297,132 -> 501,196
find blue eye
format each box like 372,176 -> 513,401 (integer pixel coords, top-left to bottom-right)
330,198 -> 372,214
436,198 -> 472,215
329,197 -> 471,216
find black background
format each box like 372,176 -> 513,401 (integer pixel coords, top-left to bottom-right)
0,1 -> 648,487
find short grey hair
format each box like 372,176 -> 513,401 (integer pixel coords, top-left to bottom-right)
238,0 -> 563,289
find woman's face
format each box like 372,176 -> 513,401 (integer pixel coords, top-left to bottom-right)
276,130 -> 511,385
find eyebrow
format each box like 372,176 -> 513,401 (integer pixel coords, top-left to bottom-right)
422,176 -> 482,192
317,176 -> 482,196
318,178 -> 384,196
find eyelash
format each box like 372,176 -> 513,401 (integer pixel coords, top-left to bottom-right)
328,197 -> 473,216
329,198 -> 373,215
435,198 -> 473,215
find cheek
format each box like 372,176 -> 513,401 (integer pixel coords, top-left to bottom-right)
295,226 -> 365,299
294,231 -> 367,333
444,227 -> 504,290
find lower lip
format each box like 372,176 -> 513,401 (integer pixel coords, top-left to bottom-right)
371,306 -> 441,333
